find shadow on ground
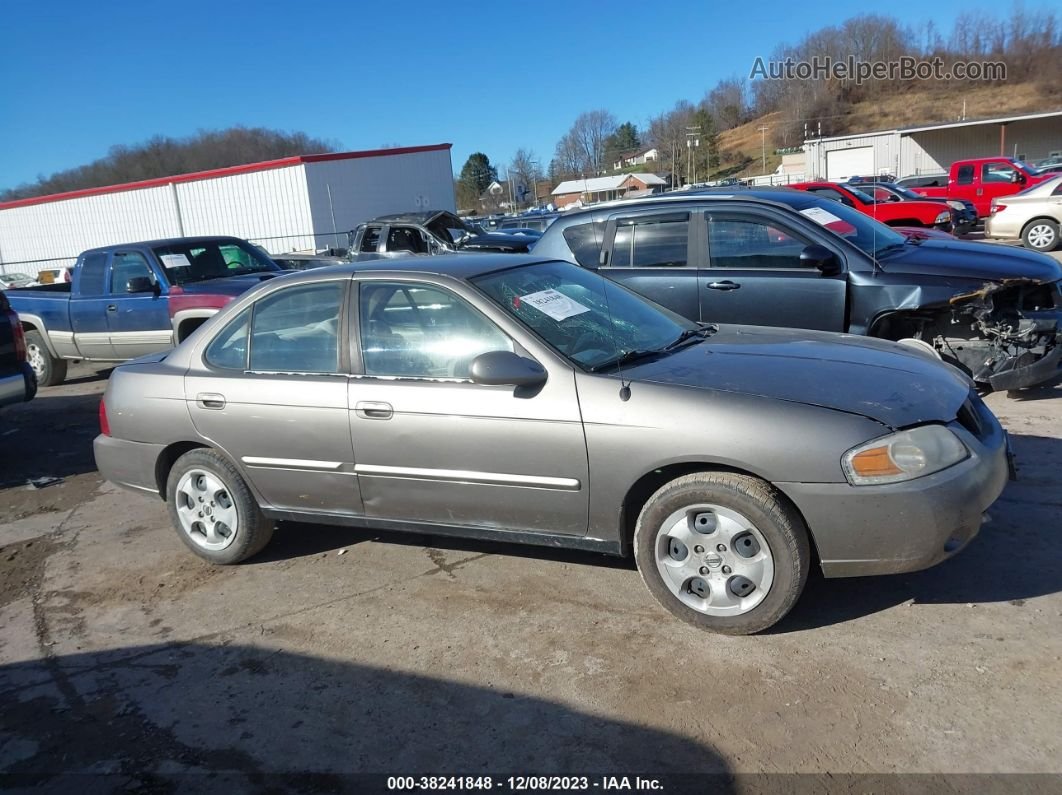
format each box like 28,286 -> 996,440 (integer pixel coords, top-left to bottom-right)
0,643 -> 732,791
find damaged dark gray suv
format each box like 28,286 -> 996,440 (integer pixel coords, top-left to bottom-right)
533,189 -> 1062,392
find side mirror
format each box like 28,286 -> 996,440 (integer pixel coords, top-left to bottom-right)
801,245 -> 841,276
469,351 -> 547,388
126,276 -> 159,294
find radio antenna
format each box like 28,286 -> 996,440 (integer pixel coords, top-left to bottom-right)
599,273 -> 631,401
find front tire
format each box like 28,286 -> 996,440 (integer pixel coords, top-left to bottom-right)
634,472 -> 810,635
166,449 -> 274,564
25,330 -> 68,386
1022,219 -> 1060,252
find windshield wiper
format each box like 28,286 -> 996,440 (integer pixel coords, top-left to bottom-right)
663,323 -> 719,351
589,348 -> 666,373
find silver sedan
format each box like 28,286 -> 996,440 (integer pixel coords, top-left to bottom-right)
94,256 -> 1010,634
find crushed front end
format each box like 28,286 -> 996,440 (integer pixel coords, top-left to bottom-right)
935,279 -> 1062,391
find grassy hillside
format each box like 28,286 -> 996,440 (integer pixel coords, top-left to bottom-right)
720,82 -> 1060,180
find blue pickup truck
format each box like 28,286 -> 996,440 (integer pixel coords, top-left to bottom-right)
8,236 -> 283,386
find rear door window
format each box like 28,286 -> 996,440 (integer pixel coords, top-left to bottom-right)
956,165 -> 975,185
608,213 -> 690,268
248,283 -> 345,373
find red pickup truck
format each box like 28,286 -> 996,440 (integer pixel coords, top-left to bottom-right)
909,157 -> 1052,218
789,182 -> 953,229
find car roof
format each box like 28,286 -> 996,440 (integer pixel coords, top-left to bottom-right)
81,235 -> 250,255
548,187 -> 834,220
367,210 -> 457,225
297,253 -> 560,282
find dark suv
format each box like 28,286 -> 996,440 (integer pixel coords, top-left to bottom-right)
531,189 -> 1062,391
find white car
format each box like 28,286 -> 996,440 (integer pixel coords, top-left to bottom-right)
0,272 -> 37,289
985,175 -> 1062,252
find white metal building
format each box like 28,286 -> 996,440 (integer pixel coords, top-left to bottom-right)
804,110 -> 1062,181
0,144 -> 455,276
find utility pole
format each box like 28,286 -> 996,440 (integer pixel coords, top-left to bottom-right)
686,126 -> 701,187
758,125 -> 770,172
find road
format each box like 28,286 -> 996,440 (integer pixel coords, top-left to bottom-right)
2,348 -> 1061,790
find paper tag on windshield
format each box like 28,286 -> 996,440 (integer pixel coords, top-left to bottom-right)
519,289 -> 591,321
799,207 -> 844,226
160,253 -> 191,270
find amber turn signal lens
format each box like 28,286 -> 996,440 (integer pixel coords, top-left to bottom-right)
848,446 -> 902,477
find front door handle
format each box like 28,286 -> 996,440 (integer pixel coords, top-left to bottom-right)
196,393 -> 226,410
106,304 -> 118,312
706,281 -> 741,291
355,401 -> 393,420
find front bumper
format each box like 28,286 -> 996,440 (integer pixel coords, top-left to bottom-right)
93,434 -> 167,497
987,340 -> 1062,391
777,420 -> 1010,578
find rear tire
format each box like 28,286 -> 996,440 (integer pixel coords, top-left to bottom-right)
25,330 -> 67,386
634,472 -> 810,635
166,448 -> 274,564
1022,219 -> 1060,252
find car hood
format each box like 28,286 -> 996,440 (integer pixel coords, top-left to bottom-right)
877,239 -> 1062,282
623,325 -> 972,429
173,271 -> 283,296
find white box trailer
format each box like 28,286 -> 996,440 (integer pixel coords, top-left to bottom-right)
0,144 -> 455,277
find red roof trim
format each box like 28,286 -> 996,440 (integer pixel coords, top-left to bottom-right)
0,143 -> 453,210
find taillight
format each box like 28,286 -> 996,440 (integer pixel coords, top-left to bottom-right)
6,311 -> 25,363
992,203 -> 1007,215
99,399 -> 111,436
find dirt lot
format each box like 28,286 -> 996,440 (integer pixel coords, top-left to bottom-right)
2,336 -> 1062,791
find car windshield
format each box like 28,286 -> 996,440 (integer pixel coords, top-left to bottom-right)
1016,175 -> 1062,196
791,198 -> 907,258
152,240 -> 278,285
1013,159 -> 1041,176
892,186 -> 926,200
472,260 -> 697,371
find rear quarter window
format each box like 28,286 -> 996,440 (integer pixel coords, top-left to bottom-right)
78,253 -> 109,296
561,221 -> 606,267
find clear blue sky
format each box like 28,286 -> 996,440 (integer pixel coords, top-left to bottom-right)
0,0 -> 1005,190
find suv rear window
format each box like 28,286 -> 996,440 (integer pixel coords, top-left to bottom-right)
561,221 -> 606,267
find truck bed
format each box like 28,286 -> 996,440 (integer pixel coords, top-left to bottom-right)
7,283 -> 72,295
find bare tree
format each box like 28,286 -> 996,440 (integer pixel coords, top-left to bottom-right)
648,101 -> 695,187
508,149 -> 543,209
552,110 -> 618,177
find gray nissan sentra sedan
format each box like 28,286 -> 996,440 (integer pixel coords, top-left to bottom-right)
94,255 -> 1011,634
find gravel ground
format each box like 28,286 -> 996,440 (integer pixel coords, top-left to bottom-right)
1,247 -> 1061,792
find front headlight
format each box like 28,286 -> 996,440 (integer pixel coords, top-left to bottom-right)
842,425 -> 969,485
934,211 -> 951,224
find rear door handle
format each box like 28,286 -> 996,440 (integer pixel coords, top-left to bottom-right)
106,304 -> 118,312
355,401 -> 393,420
196,393 -> 226,410
706,281 -> 740,291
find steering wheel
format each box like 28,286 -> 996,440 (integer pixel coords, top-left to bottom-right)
569,329 -> 613,357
